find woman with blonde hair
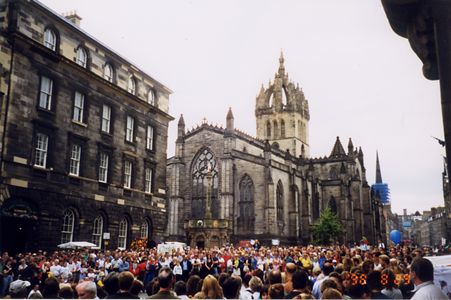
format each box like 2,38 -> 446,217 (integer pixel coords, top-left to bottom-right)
193,275 -> 223,299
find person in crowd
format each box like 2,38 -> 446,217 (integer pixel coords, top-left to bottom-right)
102,271 -> 120,297
222,276 -> 242,299
249,276 -> 263,299
240,273 -> 253,300
366,270 -> 390,299
410,257 -> 448,300
106,271 -> 139,299
268,283 -> 285,299
174,280 -> 189,300
75,281 -> 98,299
186,275 -> 201,298
381,269 -> 403,299
284,270 -> 310,299
321,288 -> 343,299
283,262 -> 297,294
148,267 -> 178,299
8,279 -> 30,299
42,277 -> 61,299
130,280 -> 144,298
194,274 -> 223,299
312,262 -> 334,299
59,283 -> 74,299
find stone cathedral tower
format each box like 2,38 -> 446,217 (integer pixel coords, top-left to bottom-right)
255,53 -> 310,157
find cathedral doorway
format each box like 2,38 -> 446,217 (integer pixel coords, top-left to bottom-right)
196,236 -> 205,249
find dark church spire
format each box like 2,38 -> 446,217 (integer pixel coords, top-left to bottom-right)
376,151 -> 383,183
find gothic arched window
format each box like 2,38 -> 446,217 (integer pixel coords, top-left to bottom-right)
118,218 -> 128,250
191,149 -> 219,219
276,180 -> 284,231
140,220 -> 149,239
281,119 -> 285,138
76,46 -> 88,68
44,28 -> 57,51
329,166 -> 338,179
329,196 -> 338,215
238,175 -> 254,232
273,121 -> 279,139
92,215 -> 103,248
61,209 -> 75,244
266,121 -> 271,139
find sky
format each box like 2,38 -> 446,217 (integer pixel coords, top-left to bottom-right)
40,0 -> 445,215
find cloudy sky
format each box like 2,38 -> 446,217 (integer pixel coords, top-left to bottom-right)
41,0 -> 444,215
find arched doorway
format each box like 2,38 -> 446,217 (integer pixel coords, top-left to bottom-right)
0,198 -> 39,254
195,235 -> 205,249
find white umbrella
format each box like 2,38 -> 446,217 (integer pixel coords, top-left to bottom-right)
57,241 -> 97,249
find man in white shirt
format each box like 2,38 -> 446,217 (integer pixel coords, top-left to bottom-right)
410,257 -> 447,300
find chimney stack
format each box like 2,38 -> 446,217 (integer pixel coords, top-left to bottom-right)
63,11 -> 82,27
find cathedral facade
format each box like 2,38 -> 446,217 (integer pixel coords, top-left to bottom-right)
167,55 -> 380,247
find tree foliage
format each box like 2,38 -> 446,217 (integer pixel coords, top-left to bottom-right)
313,207 -> 343,244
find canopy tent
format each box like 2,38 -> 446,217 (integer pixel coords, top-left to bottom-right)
57,241 -> 97,249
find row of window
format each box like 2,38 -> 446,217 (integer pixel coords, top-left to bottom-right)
61,209 -> 151,250
39,75 -> 155,149
43,28 -> 156,105
35,133 -> 154,193
265,119 -> 305,140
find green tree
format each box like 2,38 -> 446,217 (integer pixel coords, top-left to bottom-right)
313,207 -> 343,244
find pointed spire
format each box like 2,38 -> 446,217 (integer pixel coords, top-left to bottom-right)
226,107 -> 234,131
347,138 -> 354,154
330,136 -> 346,157
178,114 -> 185,126
177,114 -> 185,140
376,151 -> 383,183
278,50 -> 285,76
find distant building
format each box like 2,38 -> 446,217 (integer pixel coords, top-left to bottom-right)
0,0 -> 172,252
167,54 -> 382,247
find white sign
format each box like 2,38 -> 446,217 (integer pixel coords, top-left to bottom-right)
103,232 -> 110,240
271,239 -> 280,246
157,242 -> 186,254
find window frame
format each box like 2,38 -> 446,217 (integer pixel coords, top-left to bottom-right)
98,152 -> 109,183
61,209 -> 75,244
38,76 -> 53,111
146,125 -> 154,151
144,167 -> 153,194
69,144 -> 81,176
118,218 -> 128,250
34,133 -> 49,168
92,215 -> 103,249
101,104 -> 112,134
123,160 -> 133,189
103,63 -> 114,83
125,115 -> 135,143
44,28 -> 57,51
147,89 -> 155,105
140,221 -> 149,239
72,91 -> 85,124
76,46 -> 88,68
128,76 -> 136,95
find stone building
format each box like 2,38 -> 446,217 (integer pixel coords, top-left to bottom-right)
0,0 -> 172,253
167,54 -> 380,247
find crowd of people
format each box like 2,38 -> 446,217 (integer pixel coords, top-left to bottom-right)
0,241 -> 450,299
